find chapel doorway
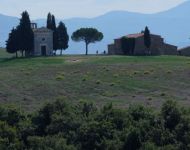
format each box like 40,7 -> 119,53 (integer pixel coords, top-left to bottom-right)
41,45 -> 46,56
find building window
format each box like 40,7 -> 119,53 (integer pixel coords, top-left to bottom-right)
42,38 -> 46,41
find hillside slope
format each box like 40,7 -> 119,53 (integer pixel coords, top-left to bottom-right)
156,1 -> 190,18
0,14 -> 19,46
0,55 -> 190,111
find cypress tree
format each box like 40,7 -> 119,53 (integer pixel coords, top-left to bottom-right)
52,15 -> 58,52
144,26 -> 151,55
47,13 -> 52,29
6,28 -> 19,57
17,11 -> 34,57
46,13 -> 58,53
57,22 -> 69,55
51,15 -> 56,31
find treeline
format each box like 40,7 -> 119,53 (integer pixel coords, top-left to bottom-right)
6,11 -> 34,57
1,99 -> 190,150
6,11 -> 69,57
5,11 -> 104,57
46,13 -> 69,55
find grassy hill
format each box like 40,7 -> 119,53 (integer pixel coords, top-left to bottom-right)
0,52 -> 190,111
0,48 -> 14,58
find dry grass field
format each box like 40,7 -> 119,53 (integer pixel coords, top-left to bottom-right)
0,49 -> 190,111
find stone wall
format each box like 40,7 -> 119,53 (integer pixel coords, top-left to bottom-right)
124,35 -> 164,55
178,46 -> 190,56
33,28 -> 53,56
108,34 -> 177,56
161,44 -> 178,55
133,37 -> 146,55
108,39 -> 123,55
114,39 -> 123,55
108,44 -> 115,55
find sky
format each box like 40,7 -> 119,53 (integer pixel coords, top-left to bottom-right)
0,0 -> 187,19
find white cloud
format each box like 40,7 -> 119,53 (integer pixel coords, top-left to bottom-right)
0,0 -> 187,19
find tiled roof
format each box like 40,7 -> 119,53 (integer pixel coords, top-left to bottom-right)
126,33 -> 144,38
115,33 -> 161,40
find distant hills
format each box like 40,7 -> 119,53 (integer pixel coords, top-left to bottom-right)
0,1 -> 190,54
0,14 -> 18,47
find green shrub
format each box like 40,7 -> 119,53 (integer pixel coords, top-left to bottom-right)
167,70 -> 172,74
56,75 -> 64,81
133,71 -> 140,75
96,80 -> 101,84
110,83 -> 115,86
0,100 -> 190,149
113,74 -> 119,78
144,71 -> 151,75
123,127 -> 141,150
161,100 -> 181,130
82,78 -> 87,81
25,71 -> 31,75
160,93 -> 166,96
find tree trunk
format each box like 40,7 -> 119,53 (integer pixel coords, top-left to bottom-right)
85,43 -> 88,55
16,51 -> 18,58
21,51 -> 24,57
149,48 -> 151,55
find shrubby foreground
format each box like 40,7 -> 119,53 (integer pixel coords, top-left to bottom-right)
0,99 -> 190,150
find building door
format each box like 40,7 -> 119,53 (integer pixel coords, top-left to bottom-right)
41,46 -> 46,56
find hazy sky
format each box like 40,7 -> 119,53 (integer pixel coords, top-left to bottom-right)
0,0 -> 187,19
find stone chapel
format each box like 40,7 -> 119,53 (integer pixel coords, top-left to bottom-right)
31,23 -> 53,56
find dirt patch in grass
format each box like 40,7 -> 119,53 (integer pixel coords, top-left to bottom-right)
65,56 -> 89,63
66,59 -> 81,63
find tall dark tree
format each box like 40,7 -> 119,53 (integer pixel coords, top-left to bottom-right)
51,15 -> 56,31
121,37 -> 135,55
144,26 -> 151,55
57,22 -> 69,55
6,28 -> 19,57
46,13 -> 58,53
52,15 -> 58,51
71,28 -> 103,55
17,11 -> 34,57
46,13 -> 52,29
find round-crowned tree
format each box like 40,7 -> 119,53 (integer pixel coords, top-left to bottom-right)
71,28 -> 103,55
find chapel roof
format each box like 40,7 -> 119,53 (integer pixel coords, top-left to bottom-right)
33,27 -> 53,33
115,33 -> 161,40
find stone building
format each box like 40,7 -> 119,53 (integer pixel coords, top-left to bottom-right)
108,33 -> 178,55
31,23 -> 53,56
178,46 -> 190,56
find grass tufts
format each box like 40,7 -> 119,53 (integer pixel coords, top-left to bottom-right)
56,75 -> 64,81
144,71 -> 151,75
96,80 -> 101,85
167,70 -> 172,74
